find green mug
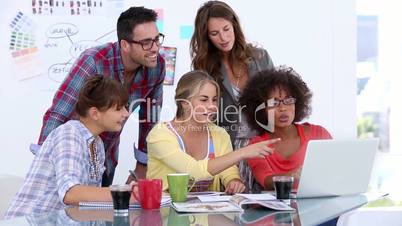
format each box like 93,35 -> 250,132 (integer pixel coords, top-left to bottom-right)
167,173 -> 195,202
167,207 -> 194,226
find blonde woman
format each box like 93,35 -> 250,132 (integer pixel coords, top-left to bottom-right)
146,71 -> 279,194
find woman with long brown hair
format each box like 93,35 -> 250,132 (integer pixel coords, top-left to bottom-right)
190,0 -> 275,192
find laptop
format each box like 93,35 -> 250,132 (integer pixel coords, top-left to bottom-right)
293,139 -> 378,198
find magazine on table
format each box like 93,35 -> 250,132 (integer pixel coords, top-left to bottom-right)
172,193 -> 294,213
197,193 -> 276,202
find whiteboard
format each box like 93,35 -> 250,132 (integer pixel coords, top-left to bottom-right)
0,0 -> 356,183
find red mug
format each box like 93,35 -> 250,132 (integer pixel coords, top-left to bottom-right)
131,209 -> 163,226
140,209 -> 162,226
133,179 -> 162,209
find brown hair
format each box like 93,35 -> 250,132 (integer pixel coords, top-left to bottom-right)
117,6 -> 158,44
75,75 -> 129,117
175,70 -> 220,118
190,0 -> 253,82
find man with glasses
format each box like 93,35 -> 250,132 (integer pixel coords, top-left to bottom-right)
33,7 -> 165,186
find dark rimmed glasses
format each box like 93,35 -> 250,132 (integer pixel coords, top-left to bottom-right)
267,97 -> 296,108
125,33 -> 165,51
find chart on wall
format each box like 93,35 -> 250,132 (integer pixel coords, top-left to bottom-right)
5,0 -> 182,92
31,0 -> 110,16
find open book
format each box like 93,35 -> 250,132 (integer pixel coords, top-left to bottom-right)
172,194 -> 294,213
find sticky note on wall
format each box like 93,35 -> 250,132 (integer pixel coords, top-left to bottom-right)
154,9 -> 164,33
157,21 -> 164,33
180,25 -> 194,39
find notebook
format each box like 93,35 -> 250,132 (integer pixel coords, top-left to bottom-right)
293,139 -> 378,198
79,196 -> 171,209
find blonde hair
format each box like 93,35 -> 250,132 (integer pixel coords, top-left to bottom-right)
175,70 -> 220,118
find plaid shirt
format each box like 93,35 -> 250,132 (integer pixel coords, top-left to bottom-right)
5,120 -> 105,219
24,209 -> 108,226
34,42 -> 165,185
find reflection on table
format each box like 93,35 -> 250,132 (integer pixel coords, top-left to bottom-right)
0,194 -> 373,226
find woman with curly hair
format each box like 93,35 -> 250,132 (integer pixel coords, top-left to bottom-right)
239,67 -> 332,191
190,0 -> 274,191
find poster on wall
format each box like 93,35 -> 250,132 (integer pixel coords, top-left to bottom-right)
6,1 -> 182,87
31,0 -> 124,16
159,46 -> 177,85
9,11 -> 42,80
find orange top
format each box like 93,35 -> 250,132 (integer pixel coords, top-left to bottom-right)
247,123 -> 332,189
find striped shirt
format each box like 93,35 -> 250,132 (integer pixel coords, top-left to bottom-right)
5,120 -> 105,219
35,42 -> 165,185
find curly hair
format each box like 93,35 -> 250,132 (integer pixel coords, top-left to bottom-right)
239,67 -> 312,134
190,0 -> 253,82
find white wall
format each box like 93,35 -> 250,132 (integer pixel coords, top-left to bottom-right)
0,0 -> 356,184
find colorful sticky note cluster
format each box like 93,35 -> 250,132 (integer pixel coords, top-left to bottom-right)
9,12 -> 42,80
9,12 -> 37,53
154,9 -> 164,33
159,46 -> 177,85
180,25 -> 194,39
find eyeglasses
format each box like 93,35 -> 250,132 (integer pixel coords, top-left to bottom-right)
266,97 -> 296,108
125,33 -> 165,51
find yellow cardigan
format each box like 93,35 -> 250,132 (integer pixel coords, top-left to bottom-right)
146,122 -> 241,191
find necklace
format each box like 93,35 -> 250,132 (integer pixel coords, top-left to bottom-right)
89,139 -> 101,181
234,72 -> 242,89
224,62 -> 243,89
232,65 -> 245,90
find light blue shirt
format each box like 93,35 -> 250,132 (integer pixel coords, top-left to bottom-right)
5,120 -> 105,219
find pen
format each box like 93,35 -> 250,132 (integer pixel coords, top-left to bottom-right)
128,170 -> 137,182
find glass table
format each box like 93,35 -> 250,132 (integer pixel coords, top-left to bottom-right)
0,193 -> 384,226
